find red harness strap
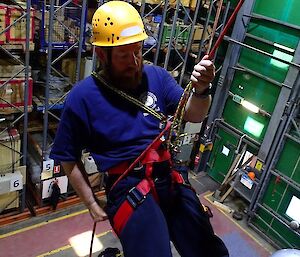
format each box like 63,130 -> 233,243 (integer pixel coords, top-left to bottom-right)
107,122 -> 191,235
112,178 -> 151,235
109,147 -> 173,235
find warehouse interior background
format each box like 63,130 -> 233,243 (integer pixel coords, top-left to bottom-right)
0,0 -> 299,256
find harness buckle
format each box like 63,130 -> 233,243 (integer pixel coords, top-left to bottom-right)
127,187 -> 146,209
133,161 -> 144,171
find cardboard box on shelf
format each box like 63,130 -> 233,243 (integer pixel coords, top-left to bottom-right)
0,129 -> 21,172
0,166 -> 26,212
61,58 -> 88,84
45,21 -> 65,43
6,5 -> 35,43
0,78 -> 33,114
0,64 -> 31,78
0,191 -> 19,210
193,24 -> 204,41
169,0 -> 190,7
0,5 -> 7,44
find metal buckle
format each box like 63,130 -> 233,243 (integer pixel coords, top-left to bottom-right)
133,161 -> 143,171
126,187 -> 146,209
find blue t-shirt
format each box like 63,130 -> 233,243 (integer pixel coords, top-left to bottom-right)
50,64 -> 183,171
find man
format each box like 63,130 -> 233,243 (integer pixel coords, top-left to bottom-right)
50,1 -> 229,257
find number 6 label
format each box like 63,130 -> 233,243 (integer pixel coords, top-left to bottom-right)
10,174 -> 23,191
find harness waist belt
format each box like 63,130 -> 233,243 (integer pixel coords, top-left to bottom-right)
107,148 -> 171,176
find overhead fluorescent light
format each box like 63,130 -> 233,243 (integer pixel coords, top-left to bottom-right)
244,116 -> 264,138
241,100 -> 260,113
274,43 -> 295,53
270,49 -> 293,69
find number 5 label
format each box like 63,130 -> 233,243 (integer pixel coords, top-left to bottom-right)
43,159 -> 54,172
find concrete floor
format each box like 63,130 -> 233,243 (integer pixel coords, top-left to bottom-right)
0,172 -> 276,257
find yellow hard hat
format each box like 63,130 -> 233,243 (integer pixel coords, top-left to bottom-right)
92,1 -> 148,47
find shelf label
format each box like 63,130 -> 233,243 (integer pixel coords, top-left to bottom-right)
43,159 -> 54,172
53,165 -> 60,174
41,159 -> 54,180
10,173 -> 23,192
240,174 -> 253,189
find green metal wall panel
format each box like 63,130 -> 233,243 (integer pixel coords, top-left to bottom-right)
209,0 -> 300,177
253,175 -> 300,248
254,208 -> 300,248
222,71 -> 280,141
253,0 -> 300,27
253,130 -> 300,247
247,21 -> 300,51
239,37 -> 290,83
230,72 -> 280,114
207,128 -> 238,183
223,99 -> 269,142
275,137 -> 300,183
208,0 -> 300,247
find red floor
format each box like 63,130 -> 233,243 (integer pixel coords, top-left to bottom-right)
0,210 -> 111,257
0,193 -> 273,257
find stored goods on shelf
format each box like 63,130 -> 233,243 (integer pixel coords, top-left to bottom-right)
0,128 -> 21,171
0,5 -> 7,44
0,64 -> 31,78
7,5 -> 35,43
0,78 -> 33,114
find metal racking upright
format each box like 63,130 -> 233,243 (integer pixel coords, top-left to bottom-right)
196,0 -> 231,63
0,0 -> 32,214
28,0 -> 88,206
131,0 -> 227,85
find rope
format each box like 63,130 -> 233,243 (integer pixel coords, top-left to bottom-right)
168,0 -> 245,152
208,0 -> 245,59
89,221 -> 97,257
167,81 -> 193,152
92,72 -> 166,122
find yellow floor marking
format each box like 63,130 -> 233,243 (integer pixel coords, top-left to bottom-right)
203,191 -> 272,254
36,230 -> 112,257
0,209 -> 89,239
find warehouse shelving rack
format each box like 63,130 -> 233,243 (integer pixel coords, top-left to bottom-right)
26,0 -> 88,207
132,0 -> 229,86
0,0 -> 32,214
40,0 -> 87,155
196,0 -> 231,62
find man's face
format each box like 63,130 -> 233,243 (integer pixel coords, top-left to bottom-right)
100,42 -> 143,91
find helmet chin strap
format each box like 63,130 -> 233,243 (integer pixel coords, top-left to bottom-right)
133,52 -> 138,66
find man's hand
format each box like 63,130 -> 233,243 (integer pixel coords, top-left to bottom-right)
87,201 -> 108,222
190,55 -> 215,93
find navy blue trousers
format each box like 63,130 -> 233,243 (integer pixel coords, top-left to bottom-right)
106,170 -> 229,257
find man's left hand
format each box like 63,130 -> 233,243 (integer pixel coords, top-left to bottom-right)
190,55 -> 215,93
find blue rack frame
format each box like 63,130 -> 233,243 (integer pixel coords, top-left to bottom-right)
40,0 -> 87,50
